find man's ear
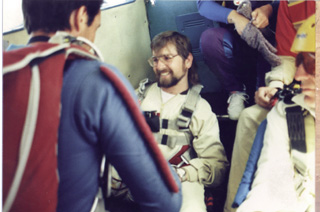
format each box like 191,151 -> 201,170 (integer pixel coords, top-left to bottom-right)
185,53 -> 193,69
69,6 -> 88,33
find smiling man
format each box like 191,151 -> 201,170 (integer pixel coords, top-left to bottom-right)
135,31 -> 229,211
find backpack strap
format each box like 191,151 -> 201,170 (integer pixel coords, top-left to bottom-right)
136,78 -> 153,103
3,43 -> 73,212
3,40 -> 101,212
177,84 -> 203,130
286,106 -> 315,211
286,106 -> 306,153
153,132 -> 192,148
3,64 -> 42,212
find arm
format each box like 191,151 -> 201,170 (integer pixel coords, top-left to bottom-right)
182,99 -> 229,187
197,0 -> 249,35
264,0 -> 310,87
197,0 -> 233,24
255,1 -> 297,108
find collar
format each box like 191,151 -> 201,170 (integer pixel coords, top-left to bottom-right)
27,36 -> 50,45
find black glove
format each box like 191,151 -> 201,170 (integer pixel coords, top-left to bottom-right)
241,22 -> 281,67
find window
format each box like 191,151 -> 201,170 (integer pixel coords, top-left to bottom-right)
101,0 -> 135,10
3,0 -> 24,34
3,0 -> 136,34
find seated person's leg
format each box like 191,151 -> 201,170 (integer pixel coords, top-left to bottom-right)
200,27 -> 242,94
224,104 -> 269,212
200,27 -> 249,120
179,181 -> 206,212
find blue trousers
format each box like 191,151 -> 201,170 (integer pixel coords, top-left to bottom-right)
200,27 -> 272,101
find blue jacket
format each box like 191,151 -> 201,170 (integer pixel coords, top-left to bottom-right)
57,59 -> 182,212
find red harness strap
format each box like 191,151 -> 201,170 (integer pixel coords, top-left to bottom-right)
3,43 -> 67,212
3,43 -> 98,211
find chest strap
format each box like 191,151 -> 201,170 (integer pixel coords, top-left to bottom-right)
153,132 -> 192,148
286,106 -> 306,153
141,82 -> 203,150
286,106 -> 315,188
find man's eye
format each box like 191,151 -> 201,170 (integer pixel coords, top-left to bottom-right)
153,58 -> 159,63
163,55 -> 171,61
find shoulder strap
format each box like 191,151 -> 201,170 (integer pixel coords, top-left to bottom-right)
286,106 -> 306,153
177,84 -> 203,129
3,44 -> 71,212
136,78 -> 153,103
286,106 -> 315,176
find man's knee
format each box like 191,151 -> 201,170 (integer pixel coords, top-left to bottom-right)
238,104 -> 269,128
200,28 -> 227,57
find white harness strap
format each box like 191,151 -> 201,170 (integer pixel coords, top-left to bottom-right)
138,81 -> 203,149
177,84 -> 203,129
136,78 -> 153,103
152,133 -> 192,148
3,44 -> 69,75
3,64 -> 41,212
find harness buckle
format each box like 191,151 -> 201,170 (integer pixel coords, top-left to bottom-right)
177,114 -> 191,130
172,155 -> 190,168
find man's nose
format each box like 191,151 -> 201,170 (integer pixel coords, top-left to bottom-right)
154,59 -> 167,70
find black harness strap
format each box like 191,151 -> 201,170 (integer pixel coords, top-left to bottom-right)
286,106 -> 306,153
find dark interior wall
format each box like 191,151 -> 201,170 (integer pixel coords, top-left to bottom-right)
145,0 -> 222,94
146,0 -> 199,39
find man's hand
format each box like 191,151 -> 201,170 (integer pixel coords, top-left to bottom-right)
254,87 -> 278,109
251,4 -> 273,29
174,167 -> 187,182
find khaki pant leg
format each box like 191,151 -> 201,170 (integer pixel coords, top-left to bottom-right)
180,181 -> 206,212
224,104 -> 269,212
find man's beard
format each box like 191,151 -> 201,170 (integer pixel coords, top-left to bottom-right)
156,68 -> 186,88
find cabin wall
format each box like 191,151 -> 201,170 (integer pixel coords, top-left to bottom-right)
3,0 -> 153,88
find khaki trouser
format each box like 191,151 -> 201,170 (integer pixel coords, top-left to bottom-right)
180,181 -> 206,212
224,104 -> 269,212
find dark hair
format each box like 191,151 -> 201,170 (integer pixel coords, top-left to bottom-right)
150,31 -> 199,85
22,0 -> 103,34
